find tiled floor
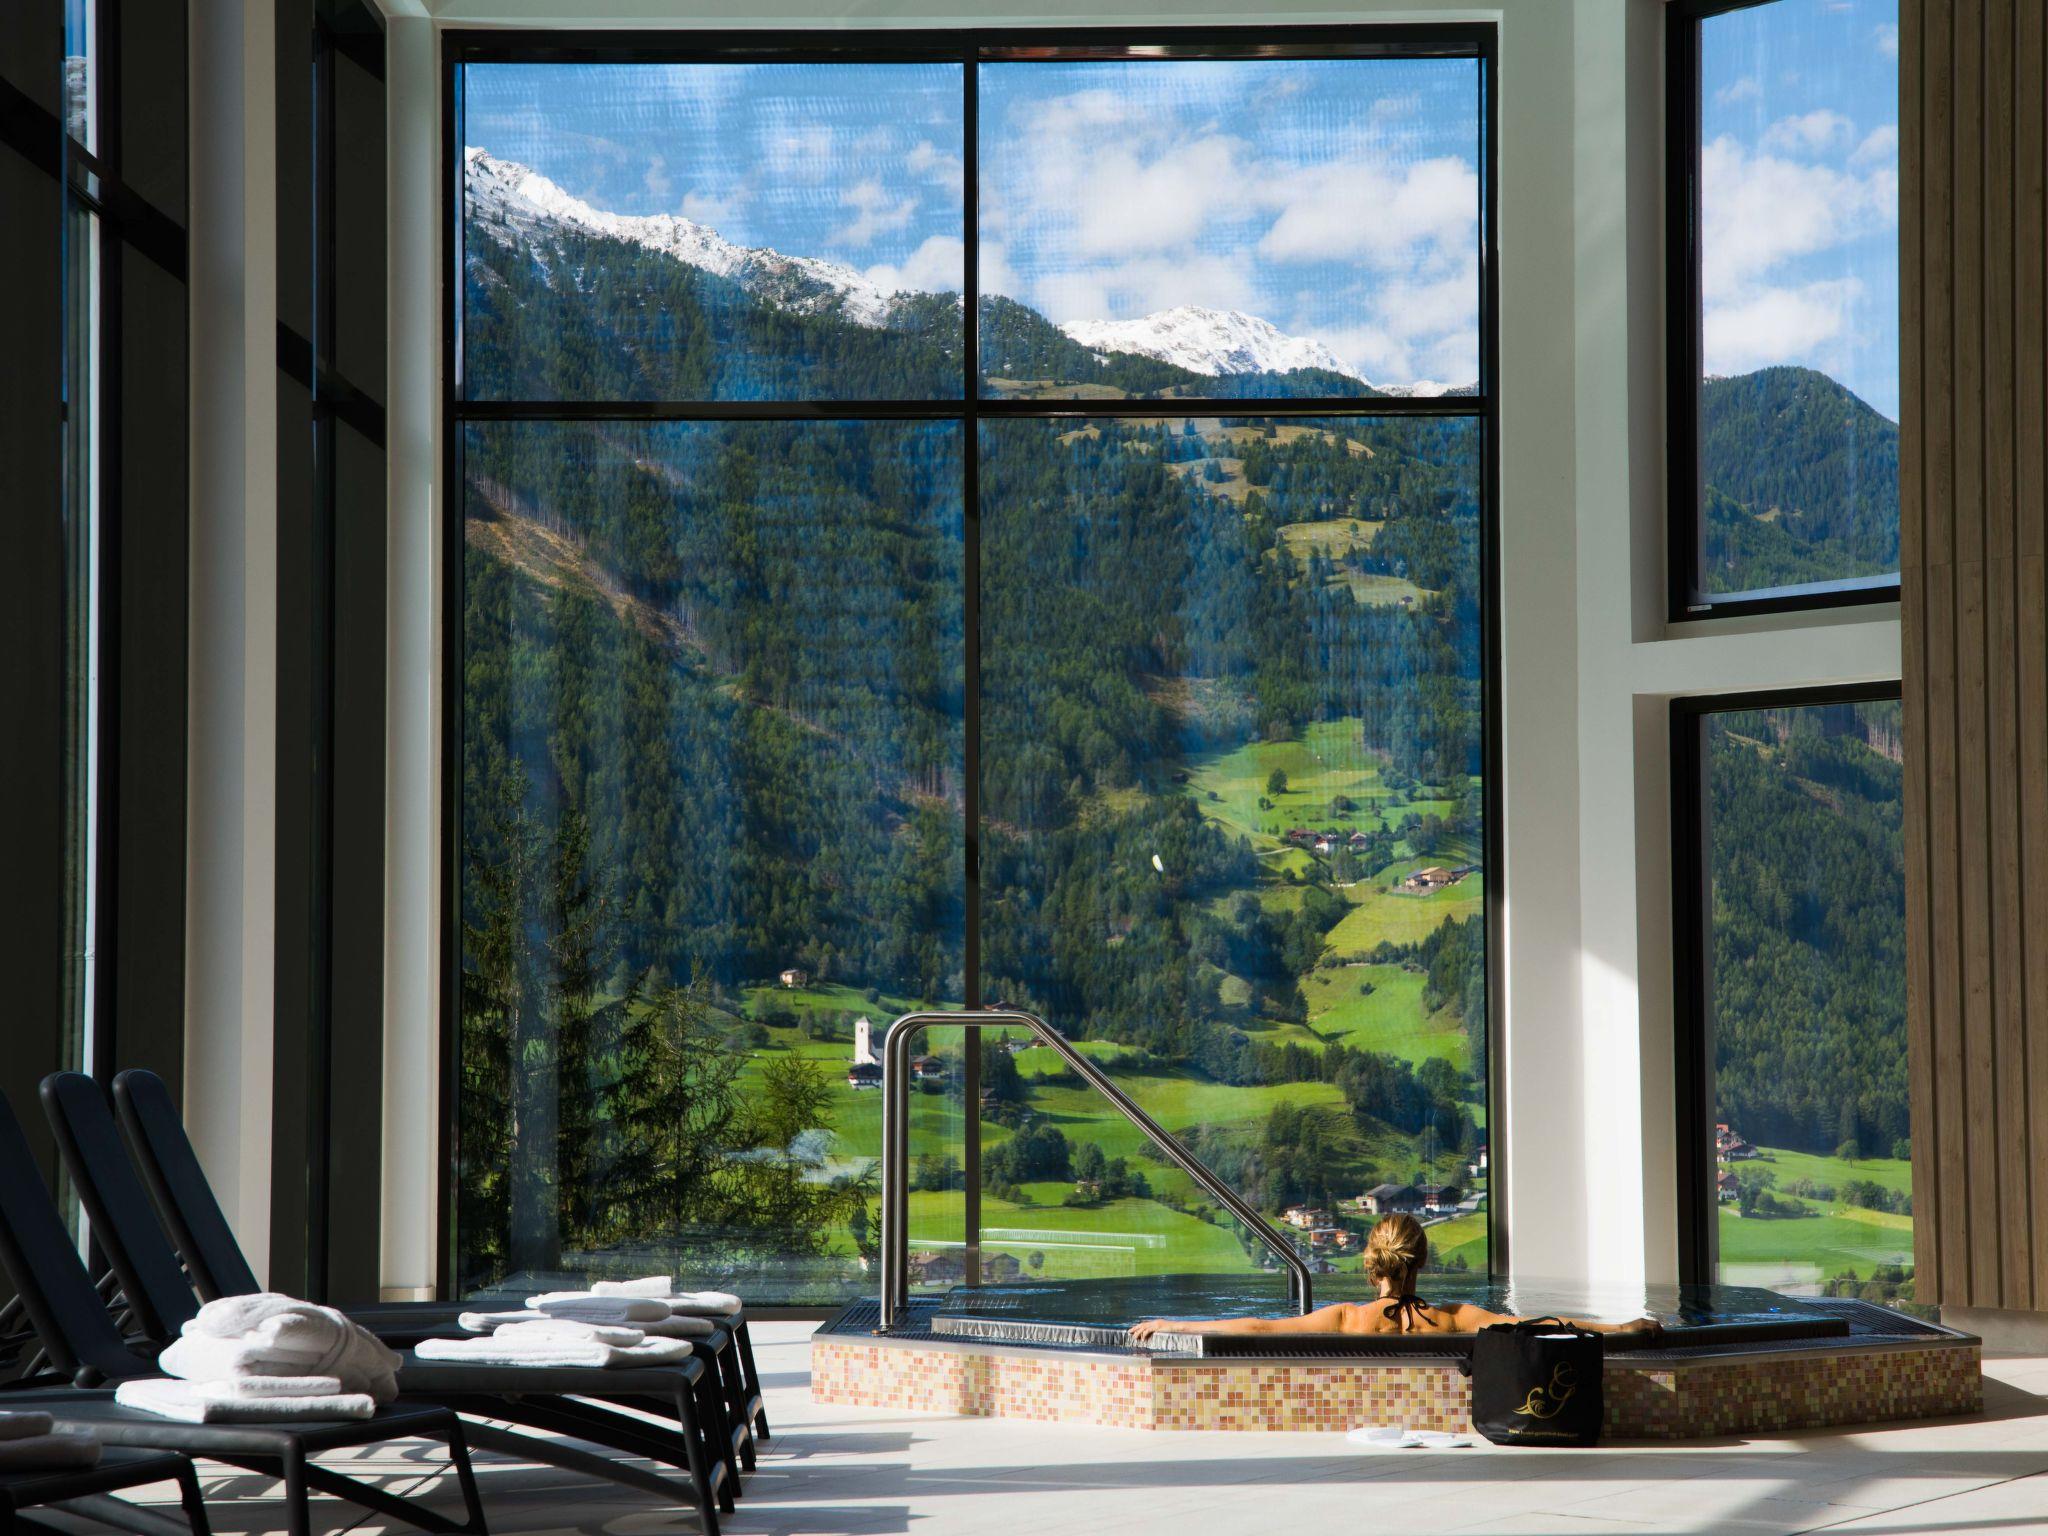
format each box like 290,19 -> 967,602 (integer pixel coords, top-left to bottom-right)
111,1324 -> 2048,1536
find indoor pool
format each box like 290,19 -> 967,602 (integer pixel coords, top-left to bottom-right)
812,1274 -> 1979,1436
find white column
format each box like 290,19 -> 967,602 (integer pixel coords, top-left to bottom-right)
1494,0 -> 1590,1282
380,11 -> 442,1302
184,0 -> 277,1285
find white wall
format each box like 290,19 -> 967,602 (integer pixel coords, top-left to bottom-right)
345,0 -> 1902,1294
185,0 -> 278,1285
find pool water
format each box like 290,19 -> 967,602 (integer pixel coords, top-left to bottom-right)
931,1273 -> 1884,1337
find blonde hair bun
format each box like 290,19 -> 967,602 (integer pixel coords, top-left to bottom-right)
1363,1213 -> 1428,1284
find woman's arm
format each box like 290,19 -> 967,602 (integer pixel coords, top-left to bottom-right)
1130,1303 -> 1368,1342
1437,1304 -> 1661,1337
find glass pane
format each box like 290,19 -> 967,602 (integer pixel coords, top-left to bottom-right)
63,0 -> 94,149
456,419 -> 965,1303
981,414 -> 1489,1285
977,57 -> 1481,401
1703,700 -> 1912,1307
461,62 -> 964,400
61,199 -> 100,1088
1696,0 -> 1900,599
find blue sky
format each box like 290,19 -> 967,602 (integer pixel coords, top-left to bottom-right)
466,56 -> 1482,388
464,63 -> 967,294
979,58 -> 1481,386
1701,0 -> 1900,418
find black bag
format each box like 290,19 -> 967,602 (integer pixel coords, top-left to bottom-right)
1467,1318 -> 1604,1447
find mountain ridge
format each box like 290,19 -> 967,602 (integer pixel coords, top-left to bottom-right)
465,147 -> 1474,394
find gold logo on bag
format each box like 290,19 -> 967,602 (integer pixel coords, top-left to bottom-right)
1511,1363 -> 1578,1420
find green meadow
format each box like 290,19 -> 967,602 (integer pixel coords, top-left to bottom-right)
1715,1144 -> 1913,1287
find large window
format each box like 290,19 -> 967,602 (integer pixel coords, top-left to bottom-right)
448,29 -> 1497,1304
1669,0 -> 1901,617
1674,688 -> 1911,1305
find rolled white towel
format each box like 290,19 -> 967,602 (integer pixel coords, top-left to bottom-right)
589,1276 -> 673,1298
459,1309 -> 546,1334
115,1377 -> 376,1423
0,1432 -> 99,1471
413,1334 -> 692,1369
492,1319 -> 646,1347
525,1294 -> 670,1324
638,1315 -> 717,1339
0,1411 -> 57,1442
662,1291 -> 742,1316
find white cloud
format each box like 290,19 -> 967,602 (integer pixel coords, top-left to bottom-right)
681,189 -> 743,229
1701,134 -> 1896,299
1876,23 -> 1900,58
643,155 -> 673,203
831,177 -> 919,248
1258,155 -> 1476,269
865,234 -> 964,295
763,124 -> 835,183
1715,75 -> 1763,107
906,139 -> 964,194
1761,109 -> 1855,155
1317,256 -> 1479,385
1851,123 -> 1899,167
1070,136 -> 1251,256
1705,278 -> 1863,375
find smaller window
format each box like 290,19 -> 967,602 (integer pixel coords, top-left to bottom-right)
1669,0 -> 1901,618
1672,687 -> 1912,1308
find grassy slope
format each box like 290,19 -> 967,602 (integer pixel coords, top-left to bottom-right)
1714,1144 -> 1913,1285
1325,866 -> 1485,953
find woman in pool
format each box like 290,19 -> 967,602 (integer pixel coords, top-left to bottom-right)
1130,1214 -> 1662,1341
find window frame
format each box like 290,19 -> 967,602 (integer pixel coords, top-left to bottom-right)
439,23 -> 1506,1299
1669,679 -> 1906,1285
1665,0 -> 1904,623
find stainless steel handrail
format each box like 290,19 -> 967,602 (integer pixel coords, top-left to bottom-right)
876,1009 -> 1313,1328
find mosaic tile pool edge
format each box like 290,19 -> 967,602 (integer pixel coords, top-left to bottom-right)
811,1335 -> 1982,1437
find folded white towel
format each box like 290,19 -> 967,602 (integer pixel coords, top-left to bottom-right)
459,1309 -> 546,1334
412,1335 -> 692,1369
525,1294 -> 670,1324
662,1291 -> 742,1316
115,1377 -> 375,1423
0,1432 -> 100,1471
589,1276 -> 674,1298
194,1375 -> 344,1401
0,1411 -> 56,1442
639,1315 -> 717,1339
164,1294 -> 401,1401
492,1320 -> 646,1347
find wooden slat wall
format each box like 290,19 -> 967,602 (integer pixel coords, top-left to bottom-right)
1903,0 -> 2048,1311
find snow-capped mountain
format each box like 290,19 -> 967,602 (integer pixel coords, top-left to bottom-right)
1060,306 -> 1368,385
465,146 -> 903,326
466,149 -> 1477,392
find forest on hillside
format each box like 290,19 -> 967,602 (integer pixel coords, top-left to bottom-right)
1707,702 -> 1907,1159
1698,368 -> 1901,594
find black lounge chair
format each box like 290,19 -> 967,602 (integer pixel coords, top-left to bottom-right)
0,1093 -> 489,1536
1,1446 -> 212,1536
39,1075 -> 735,1534
111,1070 -> 770,1452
